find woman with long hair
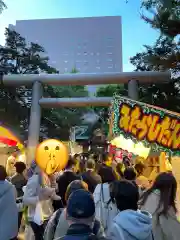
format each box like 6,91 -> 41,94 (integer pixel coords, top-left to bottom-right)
23,161 -> 61,240
94,166 -> 118,233
140,172 -> 180,240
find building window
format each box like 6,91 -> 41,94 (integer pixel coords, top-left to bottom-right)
84,61 -> 88,66
96,59 -> 100,63
96,52 -> 100,56
64,68 -> 68,72
107,59 -> 112,62
64,60 -> 68,63
107,52 -> 113,55
91,52 -> 94,56
77,52 -> 81,56
96,66 -> 100,70
83,42 -> 87,48
108,65 -> 113,69
84,52 -> 88,55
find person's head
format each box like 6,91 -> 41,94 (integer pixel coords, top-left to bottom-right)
0,165 -> 7,181
65,180 -> 88,203
66,189 -> 95,226
98,166 -> 117,183
14,162 -> 26,174
135,162 -> 145,176
116,162 -> 124,178
141,172 -> 177,216
112,180 -> 139,211
12,147 -> 19,157
66,156 -> 78,172
101,152 -> 109,164
123,156 -> 131,168
124,167 -> 136,181
86,159 -> 95,171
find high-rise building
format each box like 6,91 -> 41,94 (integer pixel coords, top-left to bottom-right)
9,16 -> 122,92
9,16 -> 122,73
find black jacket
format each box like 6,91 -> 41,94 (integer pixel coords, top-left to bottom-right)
82,171 -> 102,193
11,173 -> 27,198
55,171 -> 80,208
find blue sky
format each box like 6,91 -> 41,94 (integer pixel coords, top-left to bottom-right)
0,0 -> 159,71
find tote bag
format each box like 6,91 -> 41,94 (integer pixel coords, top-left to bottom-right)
94,183 -> 118,231
33,202 -> 44,226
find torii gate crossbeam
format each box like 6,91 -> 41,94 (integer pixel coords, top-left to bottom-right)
1,71 -> 170,164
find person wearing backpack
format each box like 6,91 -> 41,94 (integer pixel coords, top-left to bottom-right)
82,159 -> 102,193
44,180 -> 105,240
93,166 -> 118,233
56,189 -> 106,240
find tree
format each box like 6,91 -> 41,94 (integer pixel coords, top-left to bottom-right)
0,0 -> 6,14
141,0 -> 180,37
88,84 -> 127,135
129,0 -> 180,113
130,36 -> 180,74
70,67 -> 79,73
0,28 -> 89,139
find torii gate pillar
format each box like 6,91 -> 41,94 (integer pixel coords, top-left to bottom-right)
128,80 -> 139,100
27,81 -> 42,165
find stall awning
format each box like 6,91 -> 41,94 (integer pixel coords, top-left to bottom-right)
0,136 -> 17,146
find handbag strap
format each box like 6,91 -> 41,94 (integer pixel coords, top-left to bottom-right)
151,231 -> 154,240
100,183 -> 104,203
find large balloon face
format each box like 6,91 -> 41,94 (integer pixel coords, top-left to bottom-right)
35,139 -> 68,175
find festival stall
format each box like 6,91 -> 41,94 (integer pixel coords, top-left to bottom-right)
108,95 -> 180,179
0,125 -> 25,166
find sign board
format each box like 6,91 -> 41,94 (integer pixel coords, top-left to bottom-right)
111,96 -> 180,156
71,126 -> 89,140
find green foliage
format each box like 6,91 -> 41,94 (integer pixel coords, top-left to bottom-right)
130,0 -> 180,113
0,0 -> 6,14
70,67 -> 79,73
141,0 -> 180,37
130,36 -> 180,74
95,84 -> 126,97
0,28 -> 88,139
91,84 -> 127,134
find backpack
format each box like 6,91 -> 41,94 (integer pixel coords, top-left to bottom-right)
51,208 -> 63,236
61,233 -> 97,240
93,183 -> 118,232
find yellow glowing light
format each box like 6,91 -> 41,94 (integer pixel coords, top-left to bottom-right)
111,135 -> 151,159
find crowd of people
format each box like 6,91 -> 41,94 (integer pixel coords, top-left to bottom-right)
0,152 -> 180,240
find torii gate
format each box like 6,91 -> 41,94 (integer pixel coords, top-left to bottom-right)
1,71 -> 170,164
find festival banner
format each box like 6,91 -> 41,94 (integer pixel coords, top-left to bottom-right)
111,96 -> 180,156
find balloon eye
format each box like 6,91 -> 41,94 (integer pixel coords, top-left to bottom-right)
44,146 -> 49,151
55,146 -> 60,150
